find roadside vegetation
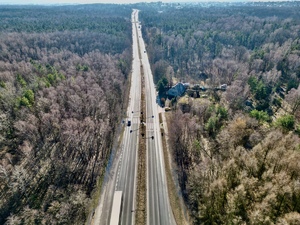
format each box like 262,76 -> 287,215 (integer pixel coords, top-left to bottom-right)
3,2 -> 300,224
140,2 -> 300,224
136,29 -> 147,224
0,5 -> 132,225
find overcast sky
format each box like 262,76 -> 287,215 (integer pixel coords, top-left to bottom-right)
0,0 -> 294,4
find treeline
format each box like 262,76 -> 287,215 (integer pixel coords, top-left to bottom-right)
0,5 -> 132,225
140,2 -> 300,224
0,5 -> 132,56
0,4 -> 131,32
140,3 -> 300,88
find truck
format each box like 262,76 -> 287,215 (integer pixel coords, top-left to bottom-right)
109,191 -> 123,225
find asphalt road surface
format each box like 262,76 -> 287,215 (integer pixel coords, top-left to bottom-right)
93,9 -> 141,225
115,9 -> 141,225
135,10 -> 177,225
93,9 -> 176,225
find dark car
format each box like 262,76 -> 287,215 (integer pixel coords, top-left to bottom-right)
127,120 -> 131,126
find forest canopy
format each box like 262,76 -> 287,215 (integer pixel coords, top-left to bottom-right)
0,4 -> 132,225
2,2 -> 300,224
139,2 -> 300,224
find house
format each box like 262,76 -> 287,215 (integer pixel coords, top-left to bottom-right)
183,83 -> 190,88
220,84 -> 227,91
167,82 -> 186,97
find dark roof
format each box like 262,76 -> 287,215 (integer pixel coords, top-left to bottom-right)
167,83 -> 186,97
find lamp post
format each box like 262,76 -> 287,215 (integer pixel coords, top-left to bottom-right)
130,129 -> 154,140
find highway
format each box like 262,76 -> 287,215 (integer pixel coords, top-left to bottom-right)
114,9 -> 141,225
92,9 -> 141,225
92,9 -> 176,225
135,10 -> 176,225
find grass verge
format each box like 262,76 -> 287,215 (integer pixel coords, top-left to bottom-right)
159,112 -> 189,225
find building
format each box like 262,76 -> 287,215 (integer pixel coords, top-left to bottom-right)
167,82 -> 186,97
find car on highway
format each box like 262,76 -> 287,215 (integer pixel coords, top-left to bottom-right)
127,120 -> 131,126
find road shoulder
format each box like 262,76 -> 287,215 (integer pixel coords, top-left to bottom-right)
159,107 -> 192,225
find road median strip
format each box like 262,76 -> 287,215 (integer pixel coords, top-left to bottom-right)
135,22 -> 147,225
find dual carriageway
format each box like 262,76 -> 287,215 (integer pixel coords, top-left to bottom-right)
93,9 -> 176,225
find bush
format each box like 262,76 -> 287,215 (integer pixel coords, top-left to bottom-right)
205,116 -> 218,136
276,114 -> 295,131
24,90 -> 34,105
248,77 -> 271,100
156,77 -> 168,95
19,96 -> 30,107
249,109 -> 270,122
0,81 -> 6,88
17,74 -> 27,87
216,106 -> 228,120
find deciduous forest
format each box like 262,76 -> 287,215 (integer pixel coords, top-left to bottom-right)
0,4 -> 132,224
140,2 -> 300,224
2,2 -> 300,225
